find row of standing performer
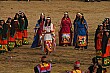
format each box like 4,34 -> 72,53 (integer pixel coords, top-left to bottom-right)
31,12 -> 88,55
0,11 -> 29,52
95,18 -> 110,67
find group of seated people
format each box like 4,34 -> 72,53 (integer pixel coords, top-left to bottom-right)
0,11 -> 29,52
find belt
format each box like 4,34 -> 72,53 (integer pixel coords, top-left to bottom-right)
45,32 -> 51,34
78,27 -> 84,28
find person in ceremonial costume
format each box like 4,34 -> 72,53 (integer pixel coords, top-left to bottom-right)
102,19 -> 109,31
87,57 -> 107,73
6,17 -> 15,50
103,18 -> 110,30
102,30 -> 110,66
94,24 -> 103,59
19,12 -> 29,45
0,20 -> 8,52
0,20 -> 3,52
6,18 -> 12,39
13,13 -> 23,47
34,56 -> 52,73
67,61 -> 84,73
12,13 -> 19,38
59,12 -> 72,46
42,17 -> 56,55
12,13 -> 22,47
74,13 -> 88,49
73,12 -> 80,46
31,13 -> 45,48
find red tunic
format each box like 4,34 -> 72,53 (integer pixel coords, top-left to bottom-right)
8,36 -> 15,42
59,17 -> 72,46
96,33 -> 103,50
22,30 -> 28,38
37,21 -> 44,35
60,18 -> 71,33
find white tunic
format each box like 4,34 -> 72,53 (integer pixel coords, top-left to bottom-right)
43,23 -> 54,41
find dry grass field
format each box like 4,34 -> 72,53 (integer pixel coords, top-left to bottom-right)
0,1 -> 110,73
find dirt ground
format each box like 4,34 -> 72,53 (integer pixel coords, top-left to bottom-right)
0,1 -> 110,73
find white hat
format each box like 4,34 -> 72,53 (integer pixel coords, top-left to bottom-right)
77,12 -> 80,14
98,24 -> 103,26
19,11 -> 22,14
78,13 -> 83,16
46,17 -> 51,20
41,13 -> 45,16
64,12 -> 68,15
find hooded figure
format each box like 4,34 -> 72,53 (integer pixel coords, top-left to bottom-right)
94,24 -> 103,50
18,12 -> 29,45
103,18 -> 110,30
102,30 -> 110,54
6,17 -> 16,50
13,13 -> 23,47
2,20 -> 8,40
0,20 -> 8,52
102,30 -> 110,66
18,12 -> 28,31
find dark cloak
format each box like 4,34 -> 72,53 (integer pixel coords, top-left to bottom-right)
2,23 -> 8,39
102,32 -> 110,54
